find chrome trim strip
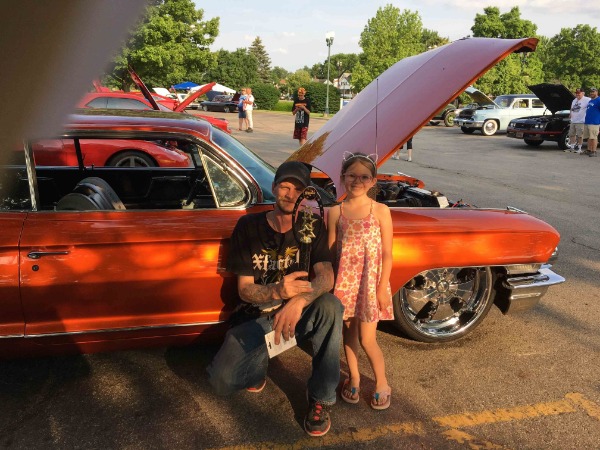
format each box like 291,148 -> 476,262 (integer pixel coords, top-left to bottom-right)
25,320 -> 225,339
0,334 -> 25,339
504,267 -> 565,291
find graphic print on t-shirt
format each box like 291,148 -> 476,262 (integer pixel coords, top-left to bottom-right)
253,245 -> 300,285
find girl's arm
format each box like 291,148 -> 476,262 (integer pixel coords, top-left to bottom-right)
376,203 -> 393,304
327,204 -> 340,257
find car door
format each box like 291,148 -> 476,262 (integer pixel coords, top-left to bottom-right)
0,165 -> 28,338
18,146 -> 251,340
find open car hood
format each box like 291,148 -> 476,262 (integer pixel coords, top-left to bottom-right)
288,37 -> 538,198
527,83 -> 574,114
127,66 -> 215,112
464,86 -> 496,107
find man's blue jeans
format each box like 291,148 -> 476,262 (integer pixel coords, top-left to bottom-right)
207,293 -> 343,404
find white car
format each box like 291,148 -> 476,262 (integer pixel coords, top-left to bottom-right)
454,87 -> 549,136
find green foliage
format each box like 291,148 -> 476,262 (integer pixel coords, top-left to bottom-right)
271,66 -> 290,85
273,100 -> 294,112
540,25 -> 600,90
300,82 -> 340,115
251,83 -> 280,110
310,53 -> 360,80
286,70 -> 312,94
204,48 -> 258,90
471,6 -> 537,39
106,0 -> 219,90
249,37 -> 272,83
352,5 -> 425,92
470,6 -> 543,95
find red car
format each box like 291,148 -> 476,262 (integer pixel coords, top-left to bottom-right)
0,38 -> 564,360
81,81 -> 231,134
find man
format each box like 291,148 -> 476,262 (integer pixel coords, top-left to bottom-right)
207,161 -> 343,437
583,87 -> 600,157
567,88 -> 590,153
293,87 -> 311,146
244,87 -> 255,133
237,88 -> 247,131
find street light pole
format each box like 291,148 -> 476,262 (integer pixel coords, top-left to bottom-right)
325,31 -> 335,117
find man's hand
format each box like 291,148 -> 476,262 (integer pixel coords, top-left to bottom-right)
272,297 -> 306,345
277,271 -> 313,299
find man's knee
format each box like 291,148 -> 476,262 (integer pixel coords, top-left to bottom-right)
312,292 -> 344,322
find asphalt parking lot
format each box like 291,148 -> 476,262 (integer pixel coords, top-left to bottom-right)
1,110 -> 599,449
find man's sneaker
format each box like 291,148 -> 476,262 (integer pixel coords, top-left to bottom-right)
246,128 -> 253,133
246,378 -> 267,393
304,400 -> 331,437
590,152 -> 598,157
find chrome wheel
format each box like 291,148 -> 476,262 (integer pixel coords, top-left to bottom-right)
393,267 -> 494,342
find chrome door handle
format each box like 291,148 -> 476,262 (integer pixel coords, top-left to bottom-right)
27,251 -> 70,259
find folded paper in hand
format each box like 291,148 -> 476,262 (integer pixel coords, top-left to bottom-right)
264,330 -> 297,358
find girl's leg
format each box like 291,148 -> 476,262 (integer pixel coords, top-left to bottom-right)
343,318 -> 361,389
358,321 -> 388,393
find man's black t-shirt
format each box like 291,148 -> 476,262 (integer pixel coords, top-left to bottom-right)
227,210 -> 330,310
293,97 -> 311,129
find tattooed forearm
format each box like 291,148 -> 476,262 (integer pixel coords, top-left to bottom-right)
239,282 -> 282,305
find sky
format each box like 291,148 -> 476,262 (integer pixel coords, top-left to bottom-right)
196,0 -> 599,72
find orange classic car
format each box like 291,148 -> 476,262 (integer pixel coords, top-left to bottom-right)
0,38 -> 564,359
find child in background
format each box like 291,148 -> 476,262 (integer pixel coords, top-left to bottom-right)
327,152 -> 394,410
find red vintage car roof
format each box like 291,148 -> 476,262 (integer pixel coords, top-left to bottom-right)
65,109 -> 211,139
289,37 -> 538,198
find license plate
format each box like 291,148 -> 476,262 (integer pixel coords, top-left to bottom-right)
516,132 -> 523,138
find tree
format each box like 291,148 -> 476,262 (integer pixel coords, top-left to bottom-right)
286,69 -> 312,95
540,25 -> 600,90
270,66 -> 290,85
352,5 -> 425,92
106,0 -> 219,90
248,36 -> 272,83
470,6 -> 543,95
310,53 -> 359,80
421,29 -> 449,49
204,49 -> 258,90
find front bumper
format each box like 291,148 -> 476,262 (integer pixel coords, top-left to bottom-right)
455,119 -> 483,128
500,265 -> 565,314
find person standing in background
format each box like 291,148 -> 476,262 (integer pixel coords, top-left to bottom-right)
244,87 -> 255,133
583,87 -> 600,157
567,88 -> 589,153
238,88 -> 248,131
391,137 -> 413,162
293,87 -> 311,146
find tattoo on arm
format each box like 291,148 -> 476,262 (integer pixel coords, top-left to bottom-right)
239,283 -> 281,305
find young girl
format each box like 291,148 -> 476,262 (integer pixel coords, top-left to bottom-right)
328,152 -> 394,410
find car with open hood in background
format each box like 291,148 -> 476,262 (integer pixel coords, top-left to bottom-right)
506,83 -> 574,150
0,37 -> 564,359
455,88 -> 550,136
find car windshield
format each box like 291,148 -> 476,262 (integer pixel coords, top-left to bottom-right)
494,96 -> 513,108
210,126 -> 276,202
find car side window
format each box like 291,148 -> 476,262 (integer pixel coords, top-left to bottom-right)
107,98 -> 151,110
0,164 -> 31,211
203,156 -> 247,207
532,99 -> 544,108
86,97 -> 108,108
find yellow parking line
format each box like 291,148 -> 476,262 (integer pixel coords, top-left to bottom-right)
442,429 -> 509,449
209,393 -> 600,450
565,392 -> 600,421
433,398 -> 576,428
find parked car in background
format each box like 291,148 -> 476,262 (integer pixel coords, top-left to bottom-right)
200,94 -> 241,113
506,83 -> 574,150
455,89 -> 549,136
0,37 -> 564,360
79,91 -> 231,134
429,103 -> 457,127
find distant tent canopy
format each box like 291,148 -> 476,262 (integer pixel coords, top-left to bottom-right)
172,81 -> 200,90
191,82 -> 236,100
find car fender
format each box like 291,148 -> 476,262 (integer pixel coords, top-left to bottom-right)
388,208 -> 560,292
